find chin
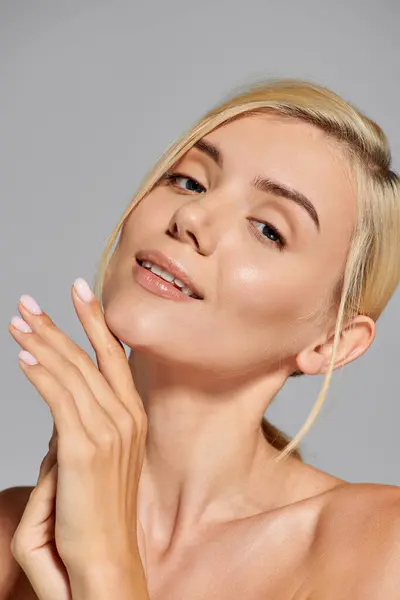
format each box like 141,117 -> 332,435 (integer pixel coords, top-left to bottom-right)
103,296 -> 191,360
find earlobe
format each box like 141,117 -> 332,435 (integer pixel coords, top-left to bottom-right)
294,315 -> 376,376
295,346 -> 326,376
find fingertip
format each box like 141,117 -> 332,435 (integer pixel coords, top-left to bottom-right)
73,278 -> 95,304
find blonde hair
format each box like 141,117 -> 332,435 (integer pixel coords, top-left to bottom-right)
93,78 -> 400,464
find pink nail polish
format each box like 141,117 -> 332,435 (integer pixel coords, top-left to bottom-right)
19,295 -> 42,315
19,350 -> 38,365
11,315 -> 32,333
73,278 -> 94,302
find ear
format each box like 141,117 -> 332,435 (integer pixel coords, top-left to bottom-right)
294,315 -> 376,376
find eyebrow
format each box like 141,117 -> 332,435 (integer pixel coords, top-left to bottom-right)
193,139 -> 320,232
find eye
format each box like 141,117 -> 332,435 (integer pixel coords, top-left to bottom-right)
162,171 -> 206,194
161,171 -> 287,251
249,220 -> 287,251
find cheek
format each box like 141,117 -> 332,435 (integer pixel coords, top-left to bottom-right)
219,261 -> 328,361
118,190 -> 173,250
224,263 -> 302,325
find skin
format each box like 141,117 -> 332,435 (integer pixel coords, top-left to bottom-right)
100,114 -> 376,575
3,114 -> 398,600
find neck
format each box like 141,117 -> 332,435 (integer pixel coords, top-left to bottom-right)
129,350 -> 297,555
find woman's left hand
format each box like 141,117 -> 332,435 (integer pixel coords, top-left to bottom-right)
8,278 -> 149,598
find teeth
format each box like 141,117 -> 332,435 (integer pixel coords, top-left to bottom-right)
150,264 -> 175,282
181,286 -> 194,296
139,260 -> 199,298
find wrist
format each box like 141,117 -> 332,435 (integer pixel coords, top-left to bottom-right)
68,552 -> 149,600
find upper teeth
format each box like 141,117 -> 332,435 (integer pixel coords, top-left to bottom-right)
140,260 -> 200,298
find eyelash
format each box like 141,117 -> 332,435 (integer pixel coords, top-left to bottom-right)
161,171 -> 287,251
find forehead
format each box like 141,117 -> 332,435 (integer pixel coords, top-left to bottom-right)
198,114 -> 357,235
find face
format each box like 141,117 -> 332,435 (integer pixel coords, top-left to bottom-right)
102,114 -> 356,379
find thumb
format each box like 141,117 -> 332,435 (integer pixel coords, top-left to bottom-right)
11,461 -> 58,560
11,462 -> 71,600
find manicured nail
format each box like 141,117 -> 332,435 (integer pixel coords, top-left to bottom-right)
19,350 -> 38,365
73,278 -> 94,303
19,295 -> 43,315
11,315 -> 32,333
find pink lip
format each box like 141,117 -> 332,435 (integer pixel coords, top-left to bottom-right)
135,249 -> 204,299
133,261 -> 200,302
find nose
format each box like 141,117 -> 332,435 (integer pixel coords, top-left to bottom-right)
167,196 -> 220,256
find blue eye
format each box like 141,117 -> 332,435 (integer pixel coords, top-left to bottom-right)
249,220 -> 286,250
163,172 -> 205,194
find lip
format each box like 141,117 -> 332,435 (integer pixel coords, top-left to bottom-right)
135,249 -> 204,300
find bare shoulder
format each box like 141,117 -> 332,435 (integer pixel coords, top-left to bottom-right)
308,482 -> 400,599
0,485 -> 37,600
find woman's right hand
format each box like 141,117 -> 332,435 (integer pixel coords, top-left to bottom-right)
11,424 -> 73,600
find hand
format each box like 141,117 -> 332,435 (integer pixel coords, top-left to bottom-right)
11,424 -> 73,600
8,278 -> 149,597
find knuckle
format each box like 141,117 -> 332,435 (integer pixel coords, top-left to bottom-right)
58,386 -> 75,404
118,413 -> 134,438
97,426 -> 117,449
103,340 -> 124,358
58,437 -> 96,465
139,416 -> 148,437
134,407 -> 148,431
34,316 -> 53,333
76,350 -> 94,370
128,414 -> 148,443
65,362 -> 83,380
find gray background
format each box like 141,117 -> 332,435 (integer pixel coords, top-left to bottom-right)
1,0 -> 399,490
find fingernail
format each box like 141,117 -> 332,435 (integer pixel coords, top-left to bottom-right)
19,295 -> 43,315
11,315 -> 32,333
73,278 -> 94,303
19,350 -> 38,365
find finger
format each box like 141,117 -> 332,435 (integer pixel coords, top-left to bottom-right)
71,280 -> 136,401
14,300 -> 140,427
16,356 -> 96,448
37,445 -> 57,485
12,462 -> 58,562
49,421 -> 58,449
37,426 -> 58,485
11,463 -> 72,600
10,313 -> 119,439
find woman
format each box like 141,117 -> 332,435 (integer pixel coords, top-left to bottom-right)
2,78 -> 400,599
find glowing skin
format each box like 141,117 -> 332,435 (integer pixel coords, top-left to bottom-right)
101,115 -> 375,564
